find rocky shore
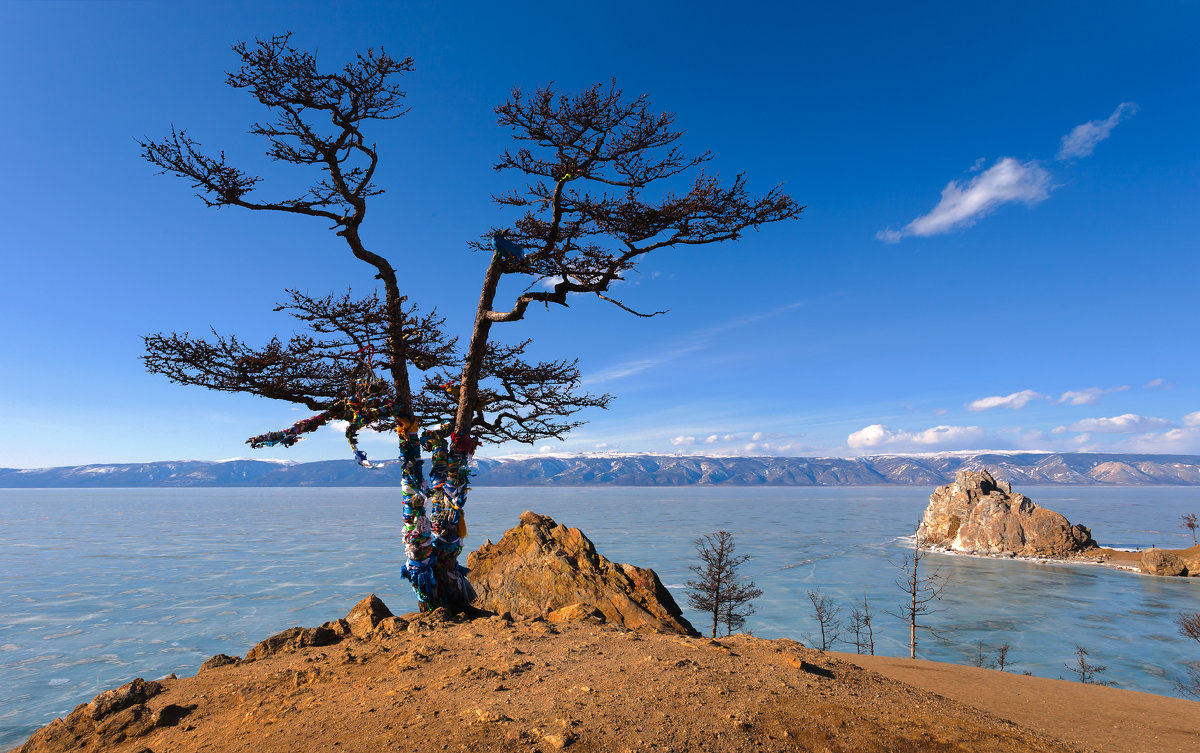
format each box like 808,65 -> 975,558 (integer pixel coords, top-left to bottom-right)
11,511 -> 1200,753
918,470 -> 1200,577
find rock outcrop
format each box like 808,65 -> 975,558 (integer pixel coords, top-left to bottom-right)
1139,549 -> 1188,576
918,470 -> 1097,557
466,510 -> 698,635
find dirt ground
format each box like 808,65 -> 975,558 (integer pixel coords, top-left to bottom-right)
13,607 -> 1125,753
836,651 -> 1200,753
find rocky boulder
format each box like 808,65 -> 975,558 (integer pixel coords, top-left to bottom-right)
467,510 -> 698,635
918,470 -> 1097,557
1140,549 -> 1189,577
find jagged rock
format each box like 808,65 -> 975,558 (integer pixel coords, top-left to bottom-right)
1184,552 -> 1200,577
918,470 -> 1097,557
198,653 -> 240,672
20,679 -> 165,752
244,625 -> 339,662
466,510 -> 698,635
86,678 -> 164,721
1140,549 -> 1188,576
344,594 -> 394,637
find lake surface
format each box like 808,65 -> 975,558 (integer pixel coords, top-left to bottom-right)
2,485 -> 1198,747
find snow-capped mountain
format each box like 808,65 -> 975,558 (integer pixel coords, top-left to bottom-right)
4,452 -> 1200,487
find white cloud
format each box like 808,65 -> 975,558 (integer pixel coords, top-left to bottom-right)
1144,377 -> 1167,389
1056,102 -> 1138,161
1051,426 -> 1068,435
877,158 -> 1052,242
1056,385 -> 1129,406
1067,413 -> 1175,434
540,276 -> 564,290
703,433 -> 739,444
1183,412 -> 1200,428
966,390 -> 1044,412
932,407 -> 948,416
669,435 -> 697,446
847,423 -> 987,451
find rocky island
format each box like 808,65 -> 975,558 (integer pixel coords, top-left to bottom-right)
918,470 -> 1200,576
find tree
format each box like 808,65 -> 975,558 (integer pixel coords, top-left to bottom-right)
805,589 -> 842,651
1063,644 -> 1115,686
140,34 -> 800,613
686,531 -> 763,638
888,526 -> 948,659
848,594 -> 875,655
1175,610 -> 1200,698
994,643 -> 1012,672
1182,513 -> 1198,546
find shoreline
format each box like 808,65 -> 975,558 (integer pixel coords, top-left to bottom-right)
921,542 -> 1200,579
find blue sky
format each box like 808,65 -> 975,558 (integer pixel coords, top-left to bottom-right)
2,1 -> 1198,467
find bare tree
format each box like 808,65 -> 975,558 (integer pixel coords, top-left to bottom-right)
1182,513 -> 1198,546
139,35 -> 800,614
848,594 -> 875,655
805,589 -> 843,651
1175,610 -> 1200,698
973,640 -> 989,668
995,643 -> 1012,672
888,526 -> 948,659
686,532 -> 763,638
1063,645 -> 1115,686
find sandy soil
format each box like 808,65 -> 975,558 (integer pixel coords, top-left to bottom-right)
836,652 -> 1200,753
15,609 -> 1100,753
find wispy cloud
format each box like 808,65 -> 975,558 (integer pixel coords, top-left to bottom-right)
846,423 -> 988,451
584,301 -> 805,385
1183,412 -> 1200,428
1056,385 -> 1129,406
1067,413 -> 1175,434
966,390 -> 1044,412
877,158 -> 1052,243
1056,102 -> 1138,161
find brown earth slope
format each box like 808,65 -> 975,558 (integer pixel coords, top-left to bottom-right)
10,596 -> 1118,753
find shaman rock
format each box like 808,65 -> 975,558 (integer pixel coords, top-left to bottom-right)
918,470 -> 1097,557
466,510 -> 698,635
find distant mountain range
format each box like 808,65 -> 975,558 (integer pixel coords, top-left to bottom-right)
3,452 -> 1200,487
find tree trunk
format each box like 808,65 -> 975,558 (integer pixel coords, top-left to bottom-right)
338,227 -> 413,417
455,252 -> 503,435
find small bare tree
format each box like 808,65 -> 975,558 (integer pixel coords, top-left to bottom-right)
973,640 -> 989,668
805,589 -> 843,651
995,643 -> 1012,671
848,594 -> 875,655
1181,513 -> 1198,546
888,526 -> 948,659
1175,610 -> 1200,698
1064,645 -> 1115,686
686,531 -> 762,638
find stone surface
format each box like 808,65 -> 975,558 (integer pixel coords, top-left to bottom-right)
917,470 -> 1097,557
86,678 -> 164,721
344,594 -> 394,637
1139,549 -> 1188,576
547,603 -> 606,624
199,653 -> 240,672
244,625 -> 339,662
467,510 -> 698,635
